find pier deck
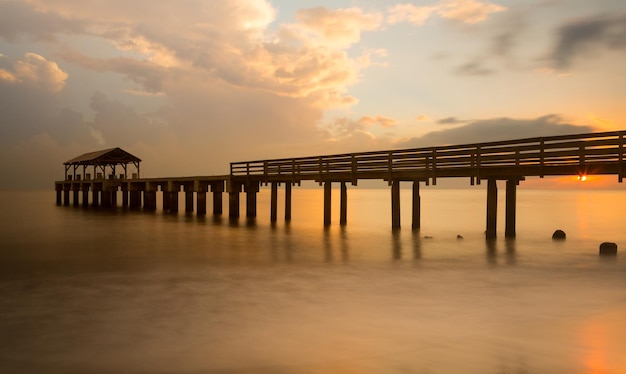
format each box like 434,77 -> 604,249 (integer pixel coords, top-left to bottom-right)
56,130 -> 626,238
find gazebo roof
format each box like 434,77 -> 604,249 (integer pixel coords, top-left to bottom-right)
64,147 -> 141,165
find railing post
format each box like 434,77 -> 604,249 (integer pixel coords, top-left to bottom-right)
579,143 -> 586,173
539,138 -> 545,178
431,148 -> 437,186
318,156 -> 323,185
388,151 -> 393,183
619,132 -> 624,183
351,154 -> 357,185
476,146 -> 482,185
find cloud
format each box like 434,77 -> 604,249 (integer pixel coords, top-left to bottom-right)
455,60 -> 495,75
437,117 -> 470,125
0,1 -> 86,42
293,7 -> 383,48
438,0 -> 506,24
550,13 -> 626,70
8,0 -> 374,107
0,53 -> 68,92
359,115 -> 397,128
387,0 -> 506,25
322,114 -> 397,140
396,115 -> 595,148
388,4 -> 437,25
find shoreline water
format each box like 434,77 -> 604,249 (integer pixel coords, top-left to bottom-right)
1,189 -> 625,373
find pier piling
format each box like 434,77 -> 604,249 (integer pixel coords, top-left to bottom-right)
212,182 -> 223,215
324,182 -> 332,226
505,179 -> 517,238
340,182 -> 347,226
197,191 -> 207,215
412,181 -> 420,230
270,182 -> 278,222
486,179 -> 497,239
391,180 -> 400,229
285,183 -> 292,221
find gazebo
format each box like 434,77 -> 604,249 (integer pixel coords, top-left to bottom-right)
64,148 -> 141,181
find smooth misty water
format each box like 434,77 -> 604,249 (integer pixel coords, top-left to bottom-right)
1,187 -> 626,373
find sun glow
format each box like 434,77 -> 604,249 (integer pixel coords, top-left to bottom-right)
577,175 -> 588,182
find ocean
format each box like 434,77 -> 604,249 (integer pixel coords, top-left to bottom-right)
1,186 -> 625,373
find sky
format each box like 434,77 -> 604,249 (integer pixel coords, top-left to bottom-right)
0,0 -> 625,189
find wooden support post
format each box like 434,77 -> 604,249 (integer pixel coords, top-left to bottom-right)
324,181 -> 332,226
92,190 -> 99,207
73,189 -> 79,206
391,180 -> 401,229
63,187 -> 70,206
270,182 -> 278,222
486,179 -> 497,239
102,191 -> 112,208
246,182 -> 258,218
505,179 -> 517,238
185,191 -> 194,212
340,182 -> 347,226
130,190 -> 141,208
82,190 -> 89,207
162,190 -> 171,211
111,190 -> 117,206
229,192 -> 240,218
412,180 -> 420,230
285,183 -> 292,221
197,191 -> 207,215
122,190 -> 129,207
169,191 -> 179,212
56,188 -> 62,205
229,182 -> 241,218
144,191 -> 156,210
212,183 -> 223,215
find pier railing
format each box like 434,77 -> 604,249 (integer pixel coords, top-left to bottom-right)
231,131 -> 625,183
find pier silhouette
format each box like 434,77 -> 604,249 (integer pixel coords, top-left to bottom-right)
56,130 -> 626,238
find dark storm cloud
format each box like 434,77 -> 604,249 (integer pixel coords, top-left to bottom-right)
551,13 -> 626,69
397,115 -> 595,148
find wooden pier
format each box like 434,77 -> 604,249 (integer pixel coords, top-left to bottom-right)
55,131 -> 626,238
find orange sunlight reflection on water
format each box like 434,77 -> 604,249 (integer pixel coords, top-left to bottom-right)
579,310 -> 626,373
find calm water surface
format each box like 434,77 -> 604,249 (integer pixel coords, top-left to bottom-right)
1,187 -> 625,373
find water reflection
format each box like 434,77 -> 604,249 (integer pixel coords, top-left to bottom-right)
412,232 -> 422,260
323,227 -> 349,263
485,238 -> 517,265
392,230 -> 402,260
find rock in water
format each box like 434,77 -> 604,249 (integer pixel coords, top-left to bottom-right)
599,242 -> 618,256
552,230 -> 566,240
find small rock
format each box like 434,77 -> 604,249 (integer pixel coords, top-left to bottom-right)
424,236 -> 433,239
599,242 -> 618,256
456,235 -> 464,239
552,230 -> 566,240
